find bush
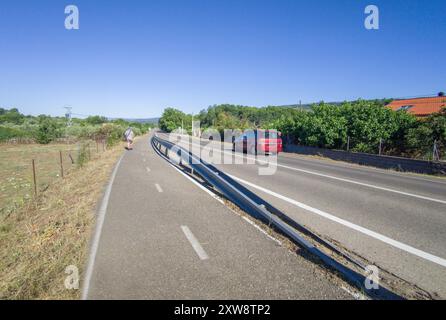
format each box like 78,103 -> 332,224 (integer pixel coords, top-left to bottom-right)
0,108 -> 25,125
76,141 -> 91,168
90,123 -> 126,146
65,125 -> 97,140
36,117 -> 60,144
85,116 -> 108,125
0,126 -> 26,141
406,110 -> 446,159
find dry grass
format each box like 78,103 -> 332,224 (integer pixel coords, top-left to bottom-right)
0,142 -> 107,217
0,141 -> 125,299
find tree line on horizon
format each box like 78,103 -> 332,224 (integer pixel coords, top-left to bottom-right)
0,108 -> 154,145
159,101 -> 446,160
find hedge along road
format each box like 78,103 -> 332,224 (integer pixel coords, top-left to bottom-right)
82,135 -> 353,300
157,132 -> 446,298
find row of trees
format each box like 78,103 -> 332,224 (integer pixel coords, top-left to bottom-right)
159,105 -> 301,133
0,108 -> 154,145
159,101 -> 446,160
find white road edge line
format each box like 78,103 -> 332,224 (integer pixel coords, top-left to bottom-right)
241,216 -> 282,245
172,166 -> 224,204
155,183 -> 163,193
227,173 -> 446,268
183,140 -> 446,205
154,135 -> 286,246
341,286 -> 368,300
81,154 -> 124,300
181,226 -> 209,260
152,137 -> 224,204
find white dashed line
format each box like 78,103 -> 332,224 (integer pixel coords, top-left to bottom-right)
151,137 -> 224,204
181,226 -> 209,260
146,167 -> 151,173
155,183 -> 163,193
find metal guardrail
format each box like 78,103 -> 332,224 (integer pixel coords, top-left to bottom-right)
151,134 -> 404,300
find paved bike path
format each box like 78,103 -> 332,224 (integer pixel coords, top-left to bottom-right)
84,136 -> 350,299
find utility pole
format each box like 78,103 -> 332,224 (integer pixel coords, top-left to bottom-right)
64,106 -> 73,127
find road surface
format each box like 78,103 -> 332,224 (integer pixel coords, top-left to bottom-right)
82,136 -> 352,299
158,132 -> 446,298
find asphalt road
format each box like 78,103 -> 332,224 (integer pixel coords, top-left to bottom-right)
159,132 -> 446,298
83,136 -> 352,300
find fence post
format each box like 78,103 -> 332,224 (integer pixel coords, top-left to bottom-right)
379,138 -> 383,155
433,140 -> 440,162
59,151 -> 64,178
32,159 -> 37,196
347,136 -> 350,152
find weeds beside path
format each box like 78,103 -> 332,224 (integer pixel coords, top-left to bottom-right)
0,139 -> 129,299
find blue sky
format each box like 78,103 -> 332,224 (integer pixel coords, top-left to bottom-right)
0,0 -> 445,118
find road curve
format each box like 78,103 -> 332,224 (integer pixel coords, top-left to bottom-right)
83,136 -> 352,299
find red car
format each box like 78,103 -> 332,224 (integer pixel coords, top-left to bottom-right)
232,130 -> 283,155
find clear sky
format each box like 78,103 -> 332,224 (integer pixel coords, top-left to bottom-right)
0,0 -> 445,118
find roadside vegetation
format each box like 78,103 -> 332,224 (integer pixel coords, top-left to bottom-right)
0,108 -> 152,299
0,108 -> 154,146
159,101 -> 446,160
0,108 -> 153,216
0,143 -> 124,299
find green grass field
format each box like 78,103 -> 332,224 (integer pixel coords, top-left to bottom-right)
0,142 -> 104,217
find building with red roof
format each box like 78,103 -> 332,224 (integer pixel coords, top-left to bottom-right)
386,94 -> 446,118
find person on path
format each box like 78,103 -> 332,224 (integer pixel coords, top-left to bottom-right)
124,127 -> 135,150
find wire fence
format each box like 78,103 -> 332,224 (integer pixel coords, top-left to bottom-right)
285,134 -> 444,162
342,137 -> 444,162
0,139 -> 109,215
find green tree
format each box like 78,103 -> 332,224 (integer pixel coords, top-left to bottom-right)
299,103 -> 347,148
159,108 -> 187,132
0,108 -> 25,125
407,110 -> 446,159
36,117 -> 59,144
